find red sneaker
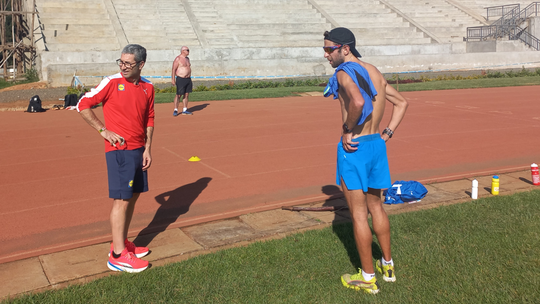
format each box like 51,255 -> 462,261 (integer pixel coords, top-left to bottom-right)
110,239 -> 149,258
107,248 -> 149,273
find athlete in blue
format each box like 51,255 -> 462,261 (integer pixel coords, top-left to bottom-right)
323,27 -> 408,294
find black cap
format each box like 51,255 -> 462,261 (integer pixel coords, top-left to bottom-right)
325,27 -> 362,58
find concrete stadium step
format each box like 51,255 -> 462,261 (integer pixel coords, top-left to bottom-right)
39,18 -> 112,25
238,34 -> 321,41
356,37 -> 433,45
47,36 -> 119,44
131,41 -> 202,49
116,14 -> 189,21
313,0 -> 432,45
38,7 -> 107,14
213,0 -> 321,3
43,29 -> 117,38
228,23 -> 329,31
45,43 -> 120,52
127,36 -> 199,43
353,27 -> 423,34
221,18 -> 325,24
123,31 -> 197,39
425,27 -> 468,32
236,40 -> 321,47
341,22 -> 412,28
37,0 -> 105,9
42,24 -> 115,32
215,5 -> 314,11
321,7 -> 393,14
39,13 -> 110,21
315,0 -> 388,8
114,8 -> 187,15
408,16 -> 479,22
218,13 -> 323,20
420,21 -> 471,27
352,28 -> 427,38
229,28 -> 328,35
119,20 -> 193,28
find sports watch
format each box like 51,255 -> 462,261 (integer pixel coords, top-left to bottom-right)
342,123 -> 353,134
382,127 -> 394,138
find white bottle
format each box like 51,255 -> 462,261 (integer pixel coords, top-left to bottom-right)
471,179 -> 478,199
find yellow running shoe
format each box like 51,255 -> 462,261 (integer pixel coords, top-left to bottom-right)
376,259 -> 396,282
341,270 -> 380,294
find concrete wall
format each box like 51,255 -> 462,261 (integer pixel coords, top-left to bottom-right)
41,41 -> 540,87
529,17 -> 540,38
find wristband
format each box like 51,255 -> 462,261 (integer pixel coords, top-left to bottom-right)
382,127 -> 394,138
342,123 -> 353,134
99,127 -> 106,133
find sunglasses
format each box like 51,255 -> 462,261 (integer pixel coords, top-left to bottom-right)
323,44 -> 342,54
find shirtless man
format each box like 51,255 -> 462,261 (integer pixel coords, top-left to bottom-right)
322,27 -> 408,294
171,46 -> 192,116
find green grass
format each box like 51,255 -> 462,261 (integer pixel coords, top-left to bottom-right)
154,86 -> 324,104
6,190 -> 540,303
390,75 -> 540,92
0,78 -> 14,90
0,69 -> 39,90
152,76 -> 540,104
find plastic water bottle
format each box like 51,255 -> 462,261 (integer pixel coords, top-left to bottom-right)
471,179 -> 478,199
531,163 -> 540,186
491,175 -> 499,195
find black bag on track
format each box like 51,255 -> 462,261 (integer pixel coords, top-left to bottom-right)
64,94 -> 79,108
26,95 -> 46,113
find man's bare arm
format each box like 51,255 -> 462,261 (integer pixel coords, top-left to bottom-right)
142,126 -> 154,170
381,84 -> 408,141
337,71 -> 364,130
171,58 -> 179,84
337,71 -> 365,152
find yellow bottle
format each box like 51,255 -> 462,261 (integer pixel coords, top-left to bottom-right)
491,175 -> 499,195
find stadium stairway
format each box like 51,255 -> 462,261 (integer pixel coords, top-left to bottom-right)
313,0 -> 433,45
111,0 -> 200,49
31,0 -> 540,87
36,0 -> 120,52
384,0 -> 485,43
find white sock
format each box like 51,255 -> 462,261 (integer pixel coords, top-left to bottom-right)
382,257 -> 394,266
361,270 -> 376,281
174,108 -> 178,112
183,107 -> 187,112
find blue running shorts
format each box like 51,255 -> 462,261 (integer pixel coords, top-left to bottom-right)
105,147 -> 148,199
336,133 -> 392,192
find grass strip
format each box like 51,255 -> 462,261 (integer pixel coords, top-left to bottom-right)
154,86 -> 324,104
153,76 -> 540,104
391,75 -> 540,92
6,190 -> 540,303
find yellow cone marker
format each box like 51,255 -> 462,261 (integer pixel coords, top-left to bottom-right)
188,156 -> 201,162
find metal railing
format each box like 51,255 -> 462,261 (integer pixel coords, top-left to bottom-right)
466,2 -> 540,50
491,4 -> 521,26
486,3 -> 520,21
508,25 -> 540,50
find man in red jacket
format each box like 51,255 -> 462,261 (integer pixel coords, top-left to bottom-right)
78,44 -> 155,273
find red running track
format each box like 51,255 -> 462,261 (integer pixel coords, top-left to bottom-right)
0,86 -> 539,263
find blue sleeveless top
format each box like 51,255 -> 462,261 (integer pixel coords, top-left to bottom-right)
324,61 -> 377,126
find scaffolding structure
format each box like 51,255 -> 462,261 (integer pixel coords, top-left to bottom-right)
0,0 -> 36,81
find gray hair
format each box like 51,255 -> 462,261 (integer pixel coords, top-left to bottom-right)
122,44 -> 147,62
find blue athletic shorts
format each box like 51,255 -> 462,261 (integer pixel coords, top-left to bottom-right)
105,147 -> 148,199
336,133 -> 391,192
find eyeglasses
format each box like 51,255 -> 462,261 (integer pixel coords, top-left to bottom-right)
116,59 -> 140,69
183,49 -> 190,52
323,44 -> 343,54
